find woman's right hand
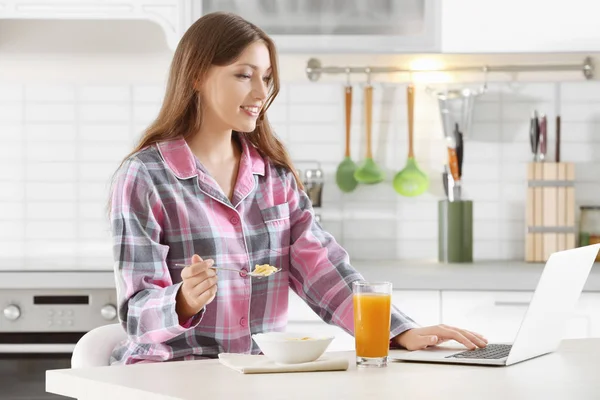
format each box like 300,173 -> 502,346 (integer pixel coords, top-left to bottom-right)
176,254 -> 218,322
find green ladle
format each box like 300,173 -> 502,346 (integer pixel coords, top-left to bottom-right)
336,85 -> 358,192
393,84 -> 429,196
354,84 -> 385,184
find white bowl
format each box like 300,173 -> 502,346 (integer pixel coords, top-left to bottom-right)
252,332 -> 334,364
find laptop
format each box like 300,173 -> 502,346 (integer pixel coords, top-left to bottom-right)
391,244 -> 600,366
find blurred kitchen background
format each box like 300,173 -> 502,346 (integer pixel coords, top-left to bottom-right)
2,0 -> 600,399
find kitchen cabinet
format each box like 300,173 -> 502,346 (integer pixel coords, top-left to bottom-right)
441,0 -> 600,53
441,291 -> 600,343
186,0 -> 441,53
0,0 -> 186,50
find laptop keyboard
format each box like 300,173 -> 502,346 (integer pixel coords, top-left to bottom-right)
445,344 -> 512,360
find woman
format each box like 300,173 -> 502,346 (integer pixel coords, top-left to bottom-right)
109,12 -> 487,365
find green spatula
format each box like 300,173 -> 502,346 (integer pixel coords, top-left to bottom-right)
354,84 -> 385,184
336,85 -> 358,192
393,84 -> 429,196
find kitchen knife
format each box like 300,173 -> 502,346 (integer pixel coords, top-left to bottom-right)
556,115 -> 561,162
539,114 -> 547,162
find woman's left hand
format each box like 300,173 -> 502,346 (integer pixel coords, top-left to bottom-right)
393,325 -> 488,351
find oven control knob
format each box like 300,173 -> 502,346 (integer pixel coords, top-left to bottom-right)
3,305 -> 21,321
100,304 -> 117,321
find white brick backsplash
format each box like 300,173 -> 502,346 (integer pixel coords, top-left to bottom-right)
345,239 -> 397,260
0,104 -> 24,122
474,221 -> 500,240
0,164 -> 24,181
79,182 -> 110,201
561,103 -> 600,123
398,220 -> 437,240
0,84 -> 23,101
474,240 -> 502,260
0,183 -> 24,201
80,124 -> 131,142
26,143 -> 76,162
289,104 -> 338,124
79,86 -> 130,102
289,84 -> 341,104
27,202 -> 76,220
1,79 -> 599,267
133,85 -> 165,103
0,142 -> 23,161
80,221 -> 111,239
79,163 -> 117,181
397,240 -> 437,259
26,85 -> 75,102
26,241 -> 77,258
266,101 -> 288,123
0,242 -> 25,262
26,104 -> 75,122
80,104 -> 129,122
26,221 -> 76,239
80,143 -> 130,163
26,183 -> 76,201
79,203 -> 107,221
0,124 -> 22,141
288,124 -> 341,143
133,104 -> 160,123
561,82 -> 600,102
0,221 -> 24,239
559,122 -> 600,143
342,219 -> 395,240
26,163 -> 77,181
0,202 -> 24,219
25,124 -> 77,141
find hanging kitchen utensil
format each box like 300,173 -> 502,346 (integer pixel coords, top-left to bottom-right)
335,70 -> 359,192
354,74 -> 385,185
393,84 -> 429,197
455,123 -> 464,179
539,114 -> 547,162
556,115 -> 561,162
530,110 -> 540,161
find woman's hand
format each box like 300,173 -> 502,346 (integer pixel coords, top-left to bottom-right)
393,325 -> 488,351
176,254 -> 218,322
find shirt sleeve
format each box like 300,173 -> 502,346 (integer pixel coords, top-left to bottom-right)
110,157 -> 203,344
285,171 -> 420,340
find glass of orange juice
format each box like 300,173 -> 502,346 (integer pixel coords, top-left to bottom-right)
352,281 -> 392,368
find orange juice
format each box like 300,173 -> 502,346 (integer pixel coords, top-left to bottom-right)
353,292 -> 392,358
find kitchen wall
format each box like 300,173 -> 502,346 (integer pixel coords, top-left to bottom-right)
1,46 -> 600,269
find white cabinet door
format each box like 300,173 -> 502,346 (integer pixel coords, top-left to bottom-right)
442,0 -> 600,53
392,290 -> 441,327
0,0 -> 185,50
188,0 -> 441,53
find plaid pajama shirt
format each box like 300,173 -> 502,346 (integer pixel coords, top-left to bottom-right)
109,134 -> 418,365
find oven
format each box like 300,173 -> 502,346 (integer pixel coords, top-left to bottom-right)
0,271 -> 117,399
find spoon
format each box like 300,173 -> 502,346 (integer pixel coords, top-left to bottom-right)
174,264 -> 282,278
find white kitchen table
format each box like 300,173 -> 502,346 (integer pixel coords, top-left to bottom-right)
46,338 -> 600,400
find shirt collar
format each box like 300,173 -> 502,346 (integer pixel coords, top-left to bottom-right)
156,133 -> 266,180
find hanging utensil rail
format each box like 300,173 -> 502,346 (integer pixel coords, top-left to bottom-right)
305,57 -> 594,81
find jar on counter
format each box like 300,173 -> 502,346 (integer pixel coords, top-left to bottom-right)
579,206 -> 600,261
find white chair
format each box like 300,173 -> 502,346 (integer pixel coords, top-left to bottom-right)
71,323 -> 127,368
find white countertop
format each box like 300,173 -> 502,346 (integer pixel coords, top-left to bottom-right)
46,338 -> 600,400
2,260 -> 600,291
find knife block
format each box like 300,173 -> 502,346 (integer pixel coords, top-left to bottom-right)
525,162 -> 576,262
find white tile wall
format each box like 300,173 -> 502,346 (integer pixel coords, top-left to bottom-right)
1,80 -> 600,270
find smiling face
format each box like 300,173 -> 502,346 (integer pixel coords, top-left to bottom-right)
199,40 -> 273,134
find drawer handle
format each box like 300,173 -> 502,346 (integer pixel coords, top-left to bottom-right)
494,301 -> 530,307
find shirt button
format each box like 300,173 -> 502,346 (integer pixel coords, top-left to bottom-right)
230,216 -> 239,225
240,317 -> 247,327
240,268 -> 248,278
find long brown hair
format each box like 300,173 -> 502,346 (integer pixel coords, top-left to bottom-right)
112,12 -> 302,199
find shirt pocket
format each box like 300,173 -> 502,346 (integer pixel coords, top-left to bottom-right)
259,202 -> 291,261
